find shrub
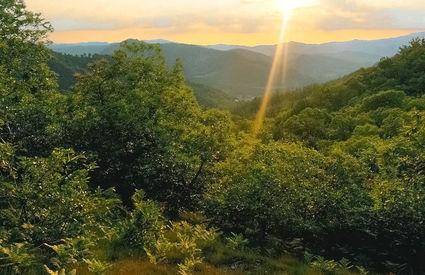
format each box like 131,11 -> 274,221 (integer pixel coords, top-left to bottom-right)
146,221 -> 219,274
119,189 -> 164,253
203,142 -> 365,241
0,146 -> 120,273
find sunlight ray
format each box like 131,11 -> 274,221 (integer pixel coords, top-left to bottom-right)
252,1 -> 293,137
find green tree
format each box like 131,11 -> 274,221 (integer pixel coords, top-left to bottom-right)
203,142 -> 368,241
56,41 -> 233,214
373,38 -> 425,96
360,90 -> 406,112
275,108 -> 331,148
0,0 -> 62,155
0,144 -> 120,273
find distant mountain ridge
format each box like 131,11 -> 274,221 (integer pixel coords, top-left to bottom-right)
49,32 -> 425,98
49,39 -> 173,56
207,31 -> 425,57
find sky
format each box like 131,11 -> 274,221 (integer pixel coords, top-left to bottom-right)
25,0 -> 425,45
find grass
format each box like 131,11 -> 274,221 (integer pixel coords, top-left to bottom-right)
74,254 -> 359,275
106,259 -> 241,275
76,231 -> 361,275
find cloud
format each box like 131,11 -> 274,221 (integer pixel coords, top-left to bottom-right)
26,0 -> 281,33
24,0 -> 425,44
312,0 -> 425,30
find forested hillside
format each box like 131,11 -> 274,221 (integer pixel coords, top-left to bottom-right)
51,32 -> 425,99
1,1 -> 425,275
47,52 -> 108,91
50,40 -> 380,98
47,51 -> 235,108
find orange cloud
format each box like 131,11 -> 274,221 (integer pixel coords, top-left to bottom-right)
26,0 -> 425,45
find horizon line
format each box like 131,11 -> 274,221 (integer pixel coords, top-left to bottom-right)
49,30 -> 425,48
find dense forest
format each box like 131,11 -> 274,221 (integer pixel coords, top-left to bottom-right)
49,37 -> 396,99
47,52 -> 236,109
2,1 -> 425,274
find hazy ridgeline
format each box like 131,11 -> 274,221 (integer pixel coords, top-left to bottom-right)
49,31 -> 425,99
2,1 -> 425,274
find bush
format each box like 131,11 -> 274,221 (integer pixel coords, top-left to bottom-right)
146,221 -> 219,274
203,142 -> 366,241
0,146 -> 120,273
119,189 -> 164,253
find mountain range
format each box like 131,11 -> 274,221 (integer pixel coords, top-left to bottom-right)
49,32 -> 425,99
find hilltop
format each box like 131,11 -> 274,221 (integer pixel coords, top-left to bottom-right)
49,32 -> 425,98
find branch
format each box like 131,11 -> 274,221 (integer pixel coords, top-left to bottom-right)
189,159 -> 206,187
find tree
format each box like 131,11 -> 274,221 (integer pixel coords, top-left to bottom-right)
276,107 -> 331,148
360,90 -> 406,112
56,41 -> 233,214
203,142 -> 367,241
0,143 -> 120,273
0,0 -> 61,155
371,39 -> 425,96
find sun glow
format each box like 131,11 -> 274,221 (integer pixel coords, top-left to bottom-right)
252,0 -> 295,136
277,0 -> 316,11
277,0 -> 299,12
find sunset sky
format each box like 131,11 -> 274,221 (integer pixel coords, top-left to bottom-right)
25,0 -> 425,45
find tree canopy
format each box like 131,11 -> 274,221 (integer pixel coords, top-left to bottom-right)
2,0 -> 425,274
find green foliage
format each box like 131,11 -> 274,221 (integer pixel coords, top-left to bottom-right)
53,41 -> 234,214
83,258 -> 111,275
0,243 -> 39,273
120,189 -> 164,252
0,145 -> 120,273
146,221 -> 219,274
0,147 -> 118,245
225,233 -> 249,251
188,82 -> 235,109
3,1 -> 425,274
360,90 -> 406,112
47,49 -> 236,109
310,257 -> 338,273
204,142 -> 369,242
0,0 -> 61,154
373,38 -> 425,96
48,52 -> 107,92
44,265 -> 76,275
275,107 -> 332,147
304,253 -> 368,275
0,0 -> 52,86
225,39 -> 425,272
